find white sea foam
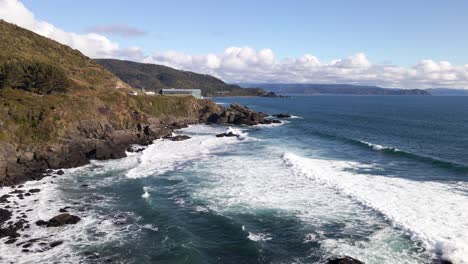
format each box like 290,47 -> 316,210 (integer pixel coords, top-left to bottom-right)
360,140 -> 400,152
142,186 -> 151,200
190,149 -> 430,263
126,125 -> 245,179
0,171 -> 129,263
282,152 -> 468,263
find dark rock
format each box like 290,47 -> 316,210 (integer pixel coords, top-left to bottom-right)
164,135 -> 191,141
5,238 -> 17,244
213,103 -> 277,126
80,184 -> 89,188
216,132 -> 239,138
0,224 -> 20,238
0,209 -> 12,224
59,207 -> 71,213
325,256 -> 365,264
272,120 -> 282,124
273,113 -> 291,118
0,194 -> 11,203
49,241 -> 63,248
56,170 -> 65,175
35,220 -> 48,226
24,193 -> 31,196
262,91 -> 279,97
10,189 -> 24,194
28,188 -> 40,193
46,213 -> 81,227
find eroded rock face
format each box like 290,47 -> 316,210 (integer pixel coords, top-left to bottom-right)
0,101 -> 269,186
207,103 -> 279,126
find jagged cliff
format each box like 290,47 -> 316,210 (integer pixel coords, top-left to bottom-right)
0,20 -> 224,185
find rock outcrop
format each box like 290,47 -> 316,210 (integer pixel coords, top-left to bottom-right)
35,213 -> 81,227
207,103 -> 280,126
273,113 -> 291,118
0,101 -> 271,186
325,256 -> 365,264
215,132 -> 239,138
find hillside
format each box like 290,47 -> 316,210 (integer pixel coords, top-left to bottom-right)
239,83 -> 430,95
0,20 -> 223,185
95,59 -> 266,97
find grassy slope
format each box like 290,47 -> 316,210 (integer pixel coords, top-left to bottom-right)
95,59 -> 266,97
0,20 -> 211,146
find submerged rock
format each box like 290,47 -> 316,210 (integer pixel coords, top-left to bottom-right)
164,135 -> 191,141
325,256 -> 365,264
273,113 -> 291,118
215,132 -> 239,138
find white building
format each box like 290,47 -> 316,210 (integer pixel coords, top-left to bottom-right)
159,89 -> 202,99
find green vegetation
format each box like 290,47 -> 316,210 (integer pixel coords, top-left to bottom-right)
0,60 -> 70,94
0,20 -> 212,146
95,59 -> 266,97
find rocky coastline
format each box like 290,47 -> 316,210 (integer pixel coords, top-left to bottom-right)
0,102 -> 279,187
0,101 -> 371,264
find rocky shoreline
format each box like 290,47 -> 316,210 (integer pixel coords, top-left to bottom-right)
0,102 -> 280,187
0,102 -> 287,262
0,102 -> 369,264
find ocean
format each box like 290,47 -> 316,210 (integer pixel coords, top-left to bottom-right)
2,96 -> 467,264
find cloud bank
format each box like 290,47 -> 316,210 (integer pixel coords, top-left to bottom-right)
1,0 -> 467,89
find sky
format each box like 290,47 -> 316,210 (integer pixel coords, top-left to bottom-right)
1,0 -> 468,89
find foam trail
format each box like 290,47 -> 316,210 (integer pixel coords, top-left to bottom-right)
282,152 -> 468,263
126,125 -> 244,178
360,140 -> 400,152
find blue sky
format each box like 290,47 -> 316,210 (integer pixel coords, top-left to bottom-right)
1,0 -> 468,88
21,0 -> 468,66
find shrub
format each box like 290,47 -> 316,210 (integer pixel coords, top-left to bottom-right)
0,60 -> 69,94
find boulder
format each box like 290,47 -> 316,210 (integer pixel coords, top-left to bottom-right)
325,256 -> 365,264
36,213 -> 81,227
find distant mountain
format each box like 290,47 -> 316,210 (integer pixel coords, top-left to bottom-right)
96,59 -> 266,97
426,88 -> 468,96
238,83 -> 430,95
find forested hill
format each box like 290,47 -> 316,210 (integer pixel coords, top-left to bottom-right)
239,83 -> 430,95
95,59 -> 266,97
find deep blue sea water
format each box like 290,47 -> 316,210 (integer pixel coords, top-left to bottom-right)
2,96 -> 467,264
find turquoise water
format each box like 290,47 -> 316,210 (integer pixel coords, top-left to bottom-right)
4,96 -> 468,264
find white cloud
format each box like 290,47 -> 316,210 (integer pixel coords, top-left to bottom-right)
144,48 -> 468,88
1,0 -> 467,89
0,0 -> 142,59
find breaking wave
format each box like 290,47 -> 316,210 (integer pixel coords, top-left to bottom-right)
282,152 -> 468,264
